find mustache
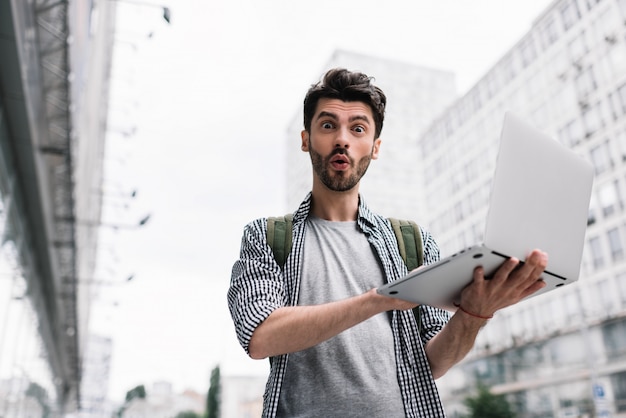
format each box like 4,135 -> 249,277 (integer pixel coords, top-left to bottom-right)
327,148 -> 355,166
330,148 -> 349,157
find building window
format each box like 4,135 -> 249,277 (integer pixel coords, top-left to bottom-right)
568,32 -> 587,61
453,200 -> 464,222
608,227 -> 625,261
559,118 -> 583,146
589,235 -> 605,269
585,0 -> 602,10
519,36 -> 537,68
589,141 -> 612,174
607,47 -> 626,87
597,180 -> 622,217
582,100 -> 603,137
575,65 -> 597,99
592,6 -> 620,45
485,73 -> 499,99
537,300 -> 555,332
564,291 -> 580,323
598,277 -> 615,315
620,0 -> 626,17
560,0 -> 582,31
549,331 -> 586,367
540,16 -> 560,49
617,272 -> 626,305
612,370 -> 626,412
500,53 -> 517,83
616,128 -> 626,161
556,381 -> 595,416
513,389 -> 553,417
617,83 -> 626,115
603,319 -> 626,361
471,89 -> 483,111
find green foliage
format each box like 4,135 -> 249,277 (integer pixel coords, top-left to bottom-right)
206,365 -> 221,418
463,383 -> 516,418
117,384 -> 148,417
25,382 -> 51,418
125,385 -> 147,402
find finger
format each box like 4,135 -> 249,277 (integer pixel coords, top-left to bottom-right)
519,278 -> 547,299
525,249 -> 548,268
515,251 -> 548,285
472,265 -> 485,283
490,257 -> 521,284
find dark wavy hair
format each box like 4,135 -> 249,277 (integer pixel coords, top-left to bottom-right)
303,68 -> 387,139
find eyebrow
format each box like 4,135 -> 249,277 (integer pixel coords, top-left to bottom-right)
316,111 -> 371,124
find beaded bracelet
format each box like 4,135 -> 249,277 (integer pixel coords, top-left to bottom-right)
453,302 -> 493,320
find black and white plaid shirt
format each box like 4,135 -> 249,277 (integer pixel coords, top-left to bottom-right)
228,193 -> 450,417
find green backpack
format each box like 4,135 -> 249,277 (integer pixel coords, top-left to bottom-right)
266,215 -> 424,331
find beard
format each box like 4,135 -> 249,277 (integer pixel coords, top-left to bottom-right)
308,141 -> 374,192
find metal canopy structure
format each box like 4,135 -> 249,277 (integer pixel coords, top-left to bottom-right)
0,0 -> 115,411
0,0 -> 79,407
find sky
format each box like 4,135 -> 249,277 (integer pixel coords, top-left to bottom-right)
91,0 -> 555,403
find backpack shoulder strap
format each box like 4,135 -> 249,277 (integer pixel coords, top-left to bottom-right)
267,215 -> 425,330
389,218 -> 424,333
267,214 -> 294,268
388,218 -> 424,270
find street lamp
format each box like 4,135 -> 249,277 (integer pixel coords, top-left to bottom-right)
62,274 -> 135,286
58,214 -> 151,230
92,213 -> 150,230
110,0 -> 171,24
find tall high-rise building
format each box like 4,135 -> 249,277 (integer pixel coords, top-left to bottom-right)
420,0 -> 626,416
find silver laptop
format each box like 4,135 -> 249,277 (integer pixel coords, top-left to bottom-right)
378,112 -> 594,311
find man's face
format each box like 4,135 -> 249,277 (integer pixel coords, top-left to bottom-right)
301,98 -> 381,192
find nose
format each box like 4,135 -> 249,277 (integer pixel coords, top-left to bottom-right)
334,127 -> 350,148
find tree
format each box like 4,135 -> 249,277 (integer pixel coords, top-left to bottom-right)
206,365 -> 221,418
25,382 -> 51,418
125,384 -> 147,402
463,383 -> 516,418
117,384 -> 147,417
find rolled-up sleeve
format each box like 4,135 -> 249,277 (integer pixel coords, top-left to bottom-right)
227,218 -> 287,354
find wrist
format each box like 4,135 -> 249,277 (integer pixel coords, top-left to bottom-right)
454,302 -> 493,320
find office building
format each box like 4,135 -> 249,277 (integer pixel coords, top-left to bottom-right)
420,0 -> 626,416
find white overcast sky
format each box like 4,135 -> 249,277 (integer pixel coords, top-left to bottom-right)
91,0 -> 554,403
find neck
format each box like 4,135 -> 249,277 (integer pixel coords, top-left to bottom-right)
310,182 -> 360,221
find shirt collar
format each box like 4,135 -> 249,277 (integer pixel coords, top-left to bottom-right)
292,192 -> 378,233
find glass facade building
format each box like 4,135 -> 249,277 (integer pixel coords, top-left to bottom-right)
0,1 -> 115,415
421,0 -> 626,416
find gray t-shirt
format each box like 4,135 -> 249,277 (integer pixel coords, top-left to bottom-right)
276,216 -> 405,417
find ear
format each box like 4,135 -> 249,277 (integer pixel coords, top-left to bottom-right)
301,130 -> 309,152
371,138 -> 382,160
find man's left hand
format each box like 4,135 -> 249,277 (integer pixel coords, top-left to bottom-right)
458,249 -> 548,318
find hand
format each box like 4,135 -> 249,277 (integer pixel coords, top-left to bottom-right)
458,249 -> 548,318
372,288 -> 418,312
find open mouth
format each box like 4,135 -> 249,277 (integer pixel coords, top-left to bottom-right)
330,154 -> 350,170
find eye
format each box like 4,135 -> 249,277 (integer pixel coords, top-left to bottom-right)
353,125 -> 366,133
321,122 -> 334,129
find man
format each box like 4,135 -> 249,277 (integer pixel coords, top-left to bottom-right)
227,68 -> 547,417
